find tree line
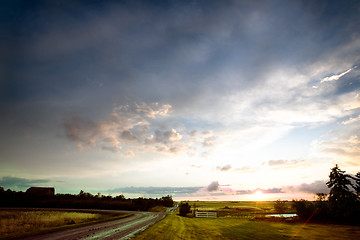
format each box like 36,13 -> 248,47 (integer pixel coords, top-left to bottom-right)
0,187 -> 173,211
292,164 -> 360,225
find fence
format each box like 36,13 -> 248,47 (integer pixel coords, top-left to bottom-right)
195,211 -> 217,218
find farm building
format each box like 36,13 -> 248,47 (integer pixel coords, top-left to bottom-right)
26,187 -> 55,196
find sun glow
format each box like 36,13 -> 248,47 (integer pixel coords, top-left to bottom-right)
251,190 -> 265,201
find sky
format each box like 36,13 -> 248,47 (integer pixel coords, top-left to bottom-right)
1,0 -> 360,201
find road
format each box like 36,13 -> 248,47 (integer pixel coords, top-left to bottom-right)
22,210 -> 168,240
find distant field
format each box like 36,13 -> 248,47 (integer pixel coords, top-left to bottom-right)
188,200 -> 292,211
187,201 -> 294,218
135,201 -> 360,240
0,210 -> 130,239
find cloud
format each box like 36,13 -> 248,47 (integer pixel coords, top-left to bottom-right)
189,130 -> 197,137
283,180 -> 329,194
191,164 -> 203,168
202,130 -> 213,137
233,166 -> 255,173
342,114 -> 360,125
125,151 -> 135,158
267,159 -> 305,167
234,188 -> 283,195
216,164 -> 232,171
207,181 -> 219,192
202,136 -> 217,147
120,130 -> 137,141
315,120 -> 360,166
135,102 -> 172,119
64,117 -> 103,150
108,186 -> 202,196
145,129 -> 182,144
262,188 -> 283,194
0,176 -> 50,191
320,68 -> 353,83
64,102 -> 214,156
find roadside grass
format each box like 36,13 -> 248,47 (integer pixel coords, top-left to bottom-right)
135,212 -> 360,240
0,210 -> 131,240
135,201 -> 360,240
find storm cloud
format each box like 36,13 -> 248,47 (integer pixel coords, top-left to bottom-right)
1,0 -> 360,199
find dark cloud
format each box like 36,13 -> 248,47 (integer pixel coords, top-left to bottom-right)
108,186 -> 201,195
120,130 -> 137,141
145,129 -> 182,144
262,188 -> 283,194
64,116 -> 102,149
284,180 -> 330,194
63,102 -> 202,155
207,181 -> 219,192
0,176 -> 50,191
1,0 -> 360,196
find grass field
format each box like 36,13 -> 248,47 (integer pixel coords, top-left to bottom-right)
0,210 -> 130,239
135,201 -> 360,240
188,201 -> 294,218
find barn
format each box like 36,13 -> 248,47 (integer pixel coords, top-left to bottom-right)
26,187 -> 55,196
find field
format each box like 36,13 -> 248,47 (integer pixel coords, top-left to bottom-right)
135,201 -> 360,240
188,201 -> 293,217
0,209 -> 130,239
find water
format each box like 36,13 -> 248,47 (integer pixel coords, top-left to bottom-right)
266,213 -> 297,217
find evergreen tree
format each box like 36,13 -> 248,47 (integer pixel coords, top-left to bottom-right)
326,164 -> 358,222
353,172 -> 360,198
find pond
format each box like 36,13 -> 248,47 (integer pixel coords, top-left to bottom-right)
266,213 -> 297,217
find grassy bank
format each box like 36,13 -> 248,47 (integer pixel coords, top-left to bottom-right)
135,201 -> 360,240
0,210 -> 130,239
135,212 -> 360,239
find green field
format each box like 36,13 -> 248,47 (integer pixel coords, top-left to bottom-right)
135,201 -> 360,240
0,210 -> 130,240
188,201 -> 294,218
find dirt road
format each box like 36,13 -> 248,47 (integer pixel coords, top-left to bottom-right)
22,211 -> 166,240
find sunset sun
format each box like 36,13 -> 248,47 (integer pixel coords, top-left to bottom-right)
251,190 -> 265,201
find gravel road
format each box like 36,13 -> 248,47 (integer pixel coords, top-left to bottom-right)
21,210 -> 166,240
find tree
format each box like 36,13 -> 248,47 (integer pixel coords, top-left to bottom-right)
292,199 -> 316,220
326,164 -> 358,221
327,165 -> 356,202
160,195 -> 174,207
353,172 -> 360,198
179,202 -> 191,217
115,194 -> 126,200
315,193 -> 327,202
274,199 -> 287,215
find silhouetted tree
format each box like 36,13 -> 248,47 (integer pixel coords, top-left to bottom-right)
160,195 -> 174,207
353,172 -> 360,198
274,199 -> 287,214
327,164 -> 359,222
179,202 -> 191,216
316,193 -> 327,202
292,199 -> 316,220
314,193 -> 330,219
115,194 -> 126,200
